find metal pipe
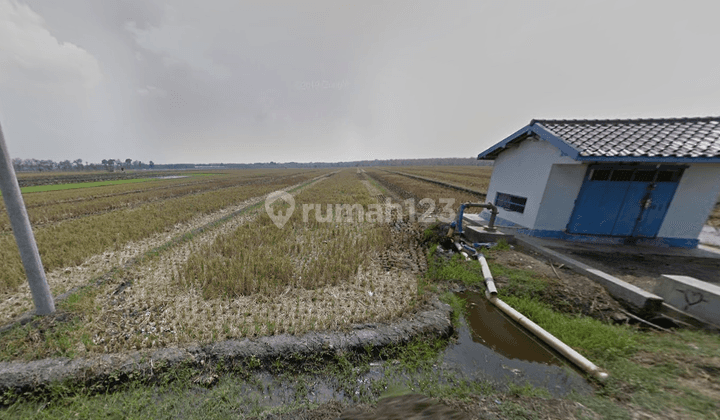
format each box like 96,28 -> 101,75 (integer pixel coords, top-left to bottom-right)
0,122 -> 55,315
485,290 -> 608,381
477,253 -> 497,295
456,202 -> 499,234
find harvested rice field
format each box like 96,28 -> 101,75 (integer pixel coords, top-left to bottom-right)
0,168 -> 441,359
386,166 -> 493,193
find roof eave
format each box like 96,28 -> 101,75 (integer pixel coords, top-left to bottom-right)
477,126 -> 533,160
576,155 -> 720,163
477,122 -> 581,160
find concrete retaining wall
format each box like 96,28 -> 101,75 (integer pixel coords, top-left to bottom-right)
656,275 -> 720,326
514,236 -> 664,315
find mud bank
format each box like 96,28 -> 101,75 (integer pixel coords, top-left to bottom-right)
0,299 -> 452,396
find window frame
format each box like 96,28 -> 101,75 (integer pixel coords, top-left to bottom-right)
495,192 -> 527,214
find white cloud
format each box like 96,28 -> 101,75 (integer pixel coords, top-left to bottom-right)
0,0 -> 102,92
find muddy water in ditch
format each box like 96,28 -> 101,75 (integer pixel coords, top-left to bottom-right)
440,291 -> 592,396
182,292 -> 591,414
459,291 -> 560,364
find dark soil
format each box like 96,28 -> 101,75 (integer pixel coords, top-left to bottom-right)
490,246 -> 627,323
247,401 -> 345,420
338,394 -> 470,419
557,249 -> 720,290
259,393 -> 598,420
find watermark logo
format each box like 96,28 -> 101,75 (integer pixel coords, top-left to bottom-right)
265,193 -> 456,228
265,191 -> 295,228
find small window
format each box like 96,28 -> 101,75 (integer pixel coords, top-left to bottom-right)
590,169 -> 611,181
633,170 -> 656,182
495,192 -> 527,214
610,170 -> 633,181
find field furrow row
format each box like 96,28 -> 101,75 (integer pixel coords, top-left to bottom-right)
82,169 -> 418,353
0,172 -> 331,326
0,171 -> 314,232
0,171 -> 329,296
386,166 -> 492,193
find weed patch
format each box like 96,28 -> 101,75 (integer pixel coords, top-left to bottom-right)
439,292 -> 465,327
426,253 -> 484,287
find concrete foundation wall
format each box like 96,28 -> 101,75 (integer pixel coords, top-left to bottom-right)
534,164 -> 587,231
486,138 -> 578,229
658,164 -> 720,240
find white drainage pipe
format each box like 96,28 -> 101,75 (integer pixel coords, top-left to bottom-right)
478,253 -> 497,296
469,246 -> 608,380
485,290 -> 609,381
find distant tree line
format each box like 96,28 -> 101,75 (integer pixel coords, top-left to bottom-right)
188,157 -> 493,170
12,157 -> 490,172
12,158 -> 155,172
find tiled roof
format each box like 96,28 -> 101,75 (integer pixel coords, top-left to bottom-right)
534,117 -> 720,158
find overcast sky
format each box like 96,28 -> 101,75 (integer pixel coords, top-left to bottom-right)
1,0 -> 719,164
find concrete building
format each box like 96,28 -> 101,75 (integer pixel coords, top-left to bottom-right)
477,117 -> 720,248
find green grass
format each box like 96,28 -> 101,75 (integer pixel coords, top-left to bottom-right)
507,382 -> 551,398
19,178 -> 157,193
0,336 -> 471,418
2,367 -> 276,419
439,292 -> 466,327
0,315 -> 87,361
426,252 -> 485,287
16,173 -> 223,194
494,238 -> 511,251
498,296 -> 637,363
0,287 -> 102,361
425,247 -> 720,419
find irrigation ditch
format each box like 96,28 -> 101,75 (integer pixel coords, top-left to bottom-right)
0,298 -> 452,399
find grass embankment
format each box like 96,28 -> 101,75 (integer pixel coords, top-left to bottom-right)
0,335 -> 457,418
0,171 -> 322,294
425,241 -> 720,419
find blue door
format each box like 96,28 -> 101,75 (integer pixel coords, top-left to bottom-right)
610,180 -> 648,236
632,180 -> 681,237
567,169 -> 628,235
567,166 -> 683,238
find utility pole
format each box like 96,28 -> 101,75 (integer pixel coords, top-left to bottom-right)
0,121 -> 55,315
